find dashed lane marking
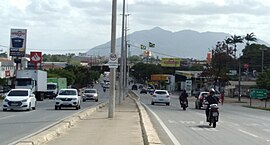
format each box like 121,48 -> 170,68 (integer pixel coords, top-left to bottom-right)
238,129 -> 259,138
0,115 -> 15,120
168,120 -> 178,124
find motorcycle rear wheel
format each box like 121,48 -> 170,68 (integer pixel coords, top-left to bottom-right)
213,121 -> 216,128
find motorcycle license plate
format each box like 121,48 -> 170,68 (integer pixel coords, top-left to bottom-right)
212,112 -> 218,117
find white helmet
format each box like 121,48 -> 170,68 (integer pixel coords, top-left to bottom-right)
210,88 -> 215,94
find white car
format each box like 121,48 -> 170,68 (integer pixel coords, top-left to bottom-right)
2,89 -> 36,111
82,88 -> 98,102
55,89 -> 81,110
151,90 -> 170,106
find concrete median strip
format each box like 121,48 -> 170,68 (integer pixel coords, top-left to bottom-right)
129,91 -> 163,145
14,102 -> 108,145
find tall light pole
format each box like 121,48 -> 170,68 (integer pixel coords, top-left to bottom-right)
123,14 -> 130,99
238,57 -> 241,102
260,48 -> 267,73
119,0 -> 126,104
108,0 -> 117,118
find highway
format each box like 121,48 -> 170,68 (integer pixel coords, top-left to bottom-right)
135,90 -> 270,145
0,85 -> 108,145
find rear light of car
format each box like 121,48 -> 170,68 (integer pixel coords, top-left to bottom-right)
166,95 -> 170,98
199,96 -> 204,100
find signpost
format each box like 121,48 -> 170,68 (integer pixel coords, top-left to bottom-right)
249,89 -> 268,108
250,89 -> 267,99
30,52 -> 42,70
108,53 -> 118,68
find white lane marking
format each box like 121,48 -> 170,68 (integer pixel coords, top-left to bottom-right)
168,120 -> 178,124
244,123 -> 260,127
191,127 -> 204,131
238,129 -> 259,138
179,121 -> 196,124
0,115 -> 15,120
142,103 -> 182,145
204,128 -> 218,131
199,121 -> 204,125
190,127 -> 218,132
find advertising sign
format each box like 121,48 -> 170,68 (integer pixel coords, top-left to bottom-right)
30,52 -> 42,63
30,51 -> 42,69
161,58 -> 181,67
10,29 -> 27,57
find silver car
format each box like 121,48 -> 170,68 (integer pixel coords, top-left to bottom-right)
82,89 -> 98,102
55,89 -> 81,110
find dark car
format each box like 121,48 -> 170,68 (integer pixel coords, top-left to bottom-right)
140,88 -> 147,94
131,84 -> 138,90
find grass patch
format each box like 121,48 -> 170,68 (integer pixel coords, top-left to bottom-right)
243,105 -> 270,111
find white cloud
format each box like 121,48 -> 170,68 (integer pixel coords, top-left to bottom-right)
0,0 -> 269,57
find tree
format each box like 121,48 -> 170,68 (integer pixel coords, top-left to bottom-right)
240,44 -> 269,72
130,62 -> 165,83
257,69 -> 270,90
225,35 -> 244,58
244,32 -> 257,46
202,41 -> 235,89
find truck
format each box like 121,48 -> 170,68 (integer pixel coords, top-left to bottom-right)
46,78 -> 67,99
15,70 -> 47,101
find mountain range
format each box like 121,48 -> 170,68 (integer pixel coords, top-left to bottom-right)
86,27 -> 268,60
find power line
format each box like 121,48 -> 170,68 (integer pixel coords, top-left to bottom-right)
129,43 -> 179,58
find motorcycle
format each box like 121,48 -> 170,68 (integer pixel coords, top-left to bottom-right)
180,99 -> 188,110
208,104 -> 219,128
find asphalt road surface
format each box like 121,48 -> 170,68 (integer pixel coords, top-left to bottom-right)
0,85 -> 108,145
135,90 -> 270,145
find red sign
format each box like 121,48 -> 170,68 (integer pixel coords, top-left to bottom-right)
243,64 -> 249,69
5,70 -> 10,77
30,52 -> 42,63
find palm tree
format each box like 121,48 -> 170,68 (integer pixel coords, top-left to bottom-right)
244,32 -> 257,46
225,35 -> 243,58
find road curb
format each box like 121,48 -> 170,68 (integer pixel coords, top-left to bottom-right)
129,91 -> 163,145
14,101 -> 108,145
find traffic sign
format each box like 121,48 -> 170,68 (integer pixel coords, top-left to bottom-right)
250,89 -> 268,99
108,53 -> 118,68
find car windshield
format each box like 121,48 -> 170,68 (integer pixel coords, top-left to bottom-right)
84,90 -> 96,93
155,91 -> 167,95
47,84 -> 56,89
202,93 -> 208,97
8,90 -> 28,96
59,90 -> 77,95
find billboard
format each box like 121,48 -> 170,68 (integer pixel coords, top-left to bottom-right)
10,29 -> 27,57
161,58 -> 181,67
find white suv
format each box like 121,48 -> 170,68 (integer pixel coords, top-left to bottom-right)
2,89 -> 36,111
55,89 -> 81,110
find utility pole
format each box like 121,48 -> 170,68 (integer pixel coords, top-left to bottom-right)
260,48 -> 267,73
238,59 -> 241,102
108,0 -> 117,118
123,14 -> 130,99
119,0 -> 126,104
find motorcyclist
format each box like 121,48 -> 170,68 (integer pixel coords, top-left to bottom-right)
179,90 -> 188,107
205,88 -> 219,123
